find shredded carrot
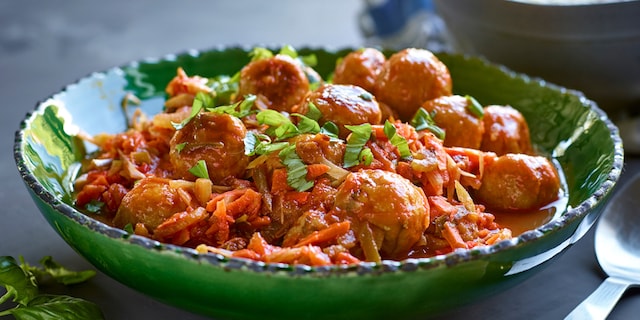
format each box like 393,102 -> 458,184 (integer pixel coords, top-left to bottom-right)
294,221 -> 351,247
225,189 -> 262,218
305,163 -> 330,180
271,168 -> 291,194
442,222 -> 468,249
284,191 -> 310,204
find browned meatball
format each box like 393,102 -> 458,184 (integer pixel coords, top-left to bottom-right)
333,169 -> 430,261
298,84 -> 382,139
374,48 -> 452,121
237,54 -> 310,113
332,48 -> 386,93
169,112 -> 249,183
421,95 -> 485,149
113,177 -> 189,232
474,154 -> 560,211
481,105 -> 533,155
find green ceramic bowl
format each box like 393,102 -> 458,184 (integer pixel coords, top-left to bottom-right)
14,47 -> 623,320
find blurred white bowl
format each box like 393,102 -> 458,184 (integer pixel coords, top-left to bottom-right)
433,0 -> 640,114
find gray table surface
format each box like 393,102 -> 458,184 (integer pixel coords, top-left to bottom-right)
1,1 -> 639,319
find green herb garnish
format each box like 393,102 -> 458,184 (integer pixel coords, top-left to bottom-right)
0,256 -> 104,319
410,108 -> 445,140
292,114 -> 321,135
343,123 -> 372,168
171,92 -> 211,130
249,47 -> 274,61
188,160 -> 209,179
256,110 -> 299,140
208,94 -> 256,118
84,200 -> 104,214
208,73 -> 240,106
465,95 -> 484,118
305,102 -> 322,121
244,132 -> 289,156
383,120 -> 411,159
278,144 -> 314,192
320,121 -> 340,141
175,142 -> 187,153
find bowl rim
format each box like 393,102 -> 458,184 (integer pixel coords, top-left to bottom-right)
13,46 -> 625,277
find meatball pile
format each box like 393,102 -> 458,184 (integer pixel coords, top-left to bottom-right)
74,47 -> 562,266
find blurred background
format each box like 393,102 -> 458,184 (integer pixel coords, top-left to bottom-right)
1,0 -> 639,319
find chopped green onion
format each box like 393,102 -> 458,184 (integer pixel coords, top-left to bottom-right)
410,108 -> 446,140
256,110 -> 299,140
465,95 -> 484,118
188,160 -> 209,179
278,144 -> 314,192
383,120 -> 411,159
249,47 -> 274,61
299,54 -> 318,67
359,92 -> 373,102
359,147 -> 373,166
278,45 -> 298,58
175,142 -> 187,153
292,114 -> 320,135
343,123 -> 372,168
320,121 -> 340,141
305,102 -> 322,121
85,200 -> 104,213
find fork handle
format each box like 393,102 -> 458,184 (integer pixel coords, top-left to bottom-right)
564,277 -> 631,320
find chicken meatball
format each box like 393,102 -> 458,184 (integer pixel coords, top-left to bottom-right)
421,95 -> 485,149
332,48 -> 386,93
333,169 -> 430,261
113,177 -> 189,232
374,48 -> 452,121
169,112 -> 249,183
481,105 -> 533,155
298,84 -> 382,139
237,54 -> 310,113
474,154 -> 560,211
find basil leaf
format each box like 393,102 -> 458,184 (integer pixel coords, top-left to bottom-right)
292,114 -> 320,135
305,102 -> 322,121
410,108 -> 445,140
188,160 -> 209,179
343,123 -> 372,168
383,120 -> 411,159
278,144 -> 314,192
28,256 -> 96,286
9,294 -> 104,320
319,122 -> 340,141
0,256 -> 38,305
256,110 -> 299,140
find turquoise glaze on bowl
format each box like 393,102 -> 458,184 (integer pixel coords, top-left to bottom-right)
14,47 -> 623,320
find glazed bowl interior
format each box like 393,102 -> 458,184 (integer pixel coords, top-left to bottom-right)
433,0 -> 640,114
14,47 -> 623,320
